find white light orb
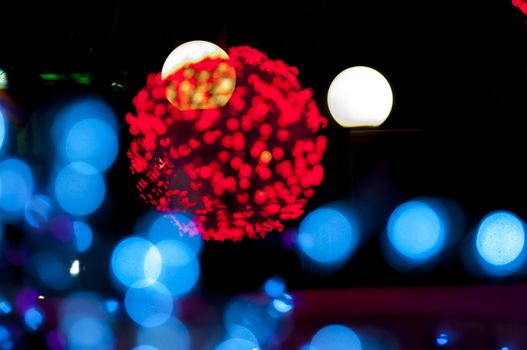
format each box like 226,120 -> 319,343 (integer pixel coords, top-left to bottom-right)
161,40 -> 235,110
161,40 -> 229,80
327,66 -> 393,127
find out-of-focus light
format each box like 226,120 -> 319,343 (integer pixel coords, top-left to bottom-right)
59,292 -> 110,338
34,252 -> 74,290
227,325 -> 260,348
155,240 -> 199,296
63,118 -> 118,172
225,299 -> 278,346
133,346 -> 159,350
24,195 -> 52,229
24,307 -> 44,331
214,338 -> 259,350
110,237 -> 162,288
67,317 -> 114,349
327,66 -> 393,127
38,295 -> 45,300
0,158 -> 34,215
0,68 -> 8,89
148,213 -> 203,254
0,110 -> 6,152
73,221 -> 93,253
137,318 -> 190,350
271,293 -> 293,314
105,299 -> 119,314
477,211 -> 525,266
54,162 -> 105,216
297,203 -> 360,265
161,40 -> 235,110
386,199 -> 447,268
0,325 -> 13,350
501,347 -> 510,350
263,276 -> 285,298
0,296 -> 12,315
70,260 -> 80,276
471,210 -> 527,277
52,96 -> 118,146
310,325 -> 362,350
436,333 -> 448,346
125,281 -> 173,328
161,40 -> 229,80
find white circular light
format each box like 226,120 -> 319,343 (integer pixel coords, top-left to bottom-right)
327,66 -> 393,127
161,40 -> 229,80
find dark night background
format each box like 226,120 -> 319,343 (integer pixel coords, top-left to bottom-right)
2,1 -> 527,348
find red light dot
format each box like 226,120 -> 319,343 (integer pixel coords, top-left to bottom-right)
227,118 -> 240,131
277,129 -> 289,142
237,193 -> 249,204
241,116 -> 253,131
259,123 -> 272,138
200,166 -> 212,179
239,164 -> 252,178
272,147 -> 284,160
230,157 -> 243,170
304,189 -> 315,198
255,190 -> 267,205
307,153 -> 320,165
287,176 -> 298,185
239,178 -> 250,189
218,151 -> 230,162
222,135 -> 233,148
257,166 -> 272,180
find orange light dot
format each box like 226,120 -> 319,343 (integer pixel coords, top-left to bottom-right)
260,150 -> 272,163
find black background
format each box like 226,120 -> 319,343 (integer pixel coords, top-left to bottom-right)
2,0 -> 527,296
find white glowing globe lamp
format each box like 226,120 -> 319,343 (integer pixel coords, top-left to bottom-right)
161,40 -> 229,80
327,66 -> 393,127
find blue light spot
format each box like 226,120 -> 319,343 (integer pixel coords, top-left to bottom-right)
73,221 -> 93,252
64,118 -> 118,172
133,346 -> 159,350
0,158 -> 34,215
214,338 -> 259,350
0,325 -> 13,350
54,162 -> 105,216
272,293 -> 293,314
311,325 -> 362,350
24,195 -> 51,229
105,299 -> 119,314
0,296 -> 12,315
387,199 -> 447,263
263,276 -> 285,298
24,307 -> 44,331
137,318 -> 190,350
476,211 -> 525,266
436,333 -> 448,346
52,96 -> 119,151
125,281 -> 173,328
67,317 -> 114,349
0,110 -> 6,152
34,252 -> 74,290
148,213 -> 203,254
225,299 -> 278,346
297,204 -> 359,265
111,237 -> 161,288
155,240 -> 200,296
227,325 -> 259,347
58,292 -> 110,339
501,347 -> 510,350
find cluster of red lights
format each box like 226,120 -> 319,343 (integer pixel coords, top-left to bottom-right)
513,0 -> 527,15
126,46 -> 327,240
